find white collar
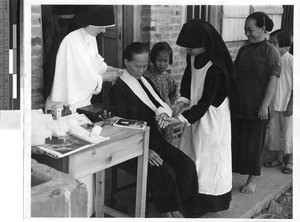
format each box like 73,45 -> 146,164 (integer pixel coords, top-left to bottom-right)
120,70 -> 172,117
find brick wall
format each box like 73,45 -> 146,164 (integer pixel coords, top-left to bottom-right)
138,5 -> 188,145
139,6 -> 245,85
31,5 -> 45,110
139,5 -> 186,84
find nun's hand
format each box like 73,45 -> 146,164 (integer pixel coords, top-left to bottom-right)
164,117 -> 181,125
172,101 -> 187,116
156,113 -> 169,129
148,149 -> 163,167
102,67 -> 121,82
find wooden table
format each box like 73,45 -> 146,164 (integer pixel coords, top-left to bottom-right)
32,124 -> 149,217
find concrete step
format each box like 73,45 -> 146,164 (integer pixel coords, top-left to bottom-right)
202,166 -> 292,218
110,164 -> 292,218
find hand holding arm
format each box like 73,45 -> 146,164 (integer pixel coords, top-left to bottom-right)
101,66 -> 123,82
155,113 -> 170,129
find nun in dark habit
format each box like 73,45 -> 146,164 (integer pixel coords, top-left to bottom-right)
109,42 -> 199,218
165,19 -> 239,216
44,5 -> 121,113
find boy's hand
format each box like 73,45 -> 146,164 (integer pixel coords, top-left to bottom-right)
284,104 -> 293,116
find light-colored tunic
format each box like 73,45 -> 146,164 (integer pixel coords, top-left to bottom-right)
274,52 -> 293,111
268,52 -> 293,154
179,59 -> 232,195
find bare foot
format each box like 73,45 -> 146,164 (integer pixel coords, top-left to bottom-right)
160,212 -> 172,217
241,182 -> 256,194
171,211 -> 184,218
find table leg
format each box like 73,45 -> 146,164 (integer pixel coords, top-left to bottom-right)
135,130 -> 149,217
95,171 -> 105,217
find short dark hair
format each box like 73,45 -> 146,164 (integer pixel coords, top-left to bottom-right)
150,42 -> 173,65
123,42 -> 149,61
270,29 -> 292,48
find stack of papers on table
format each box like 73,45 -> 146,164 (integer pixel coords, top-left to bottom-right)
33,114 -> 109,158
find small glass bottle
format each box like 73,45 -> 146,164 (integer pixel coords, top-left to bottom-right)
62,104 -> 72,117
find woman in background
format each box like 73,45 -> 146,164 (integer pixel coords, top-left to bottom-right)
232,12 -> 281,194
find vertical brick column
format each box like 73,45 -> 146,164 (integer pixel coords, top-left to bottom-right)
138,5 -> 186,84
139,5 -> 151,46
31,5 -> 45,110
138,5 -> 187,144
149,5 -> 186,83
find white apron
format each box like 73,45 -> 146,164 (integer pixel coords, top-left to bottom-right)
179,58 -> 232,196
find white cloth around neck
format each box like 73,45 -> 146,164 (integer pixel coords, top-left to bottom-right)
120,70 -> 172,117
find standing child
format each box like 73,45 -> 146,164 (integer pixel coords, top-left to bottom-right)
144,42 -> 178,142
265,29 -> 293,174
144,42 -> 178,105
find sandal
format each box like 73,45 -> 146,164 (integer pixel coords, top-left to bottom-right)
283,163 -> 293,174
264,160 -> 282,168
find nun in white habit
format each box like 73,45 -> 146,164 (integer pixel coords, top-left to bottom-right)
45,5 -> 121,113
43,5 -> 120,216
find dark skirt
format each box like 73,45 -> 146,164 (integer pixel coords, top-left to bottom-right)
232,118 -> 269,175
121,140 -> 198,213
186,190 -> 231,217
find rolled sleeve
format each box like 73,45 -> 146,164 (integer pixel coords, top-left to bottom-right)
177,96 -> 190,105
155,106 -> 172,117
93,75 -> 103,94
178,114 -> 191,126
267,45 -> 282,78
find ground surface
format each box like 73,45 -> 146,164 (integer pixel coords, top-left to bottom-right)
111,186 -> 293,219
252,187 -> 292,219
